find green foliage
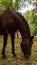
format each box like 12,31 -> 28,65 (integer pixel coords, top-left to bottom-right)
0,0 -> 21,11
23,11 -> 31,21
13,1 -> 20,10
1,0 -> 11,8
23,8 -> 37,35
30,8 -> 37,35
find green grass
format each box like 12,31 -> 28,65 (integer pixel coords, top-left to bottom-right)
0,36 -> 37,65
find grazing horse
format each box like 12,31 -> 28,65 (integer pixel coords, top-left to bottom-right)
0,8 -> 34,59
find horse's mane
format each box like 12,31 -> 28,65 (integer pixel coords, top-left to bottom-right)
16,12 -> 31,37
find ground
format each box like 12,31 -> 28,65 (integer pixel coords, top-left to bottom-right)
0,36 -> 37,65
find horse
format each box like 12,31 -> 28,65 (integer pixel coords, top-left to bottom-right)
0,8 -> 34,59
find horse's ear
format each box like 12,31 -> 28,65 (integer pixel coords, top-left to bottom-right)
31,36 -> 34,40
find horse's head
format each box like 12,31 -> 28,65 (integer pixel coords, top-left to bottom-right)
21,36 -> 34,59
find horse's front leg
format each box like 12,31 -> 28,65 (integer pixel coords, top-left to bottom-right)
2,34 -> 8,59
11,33 -> 16,57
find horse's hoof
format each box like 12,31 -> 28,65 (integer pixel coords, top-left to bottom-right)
2,55 -> 6,59
13,54 -> 17,57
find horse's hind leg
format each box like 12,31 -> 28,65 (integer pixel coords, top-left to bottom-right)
2,34 -> 8,59
11,33 -> 16,57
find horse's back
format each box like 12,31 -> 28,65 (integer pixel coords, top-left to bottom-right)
0,9 -> 17,35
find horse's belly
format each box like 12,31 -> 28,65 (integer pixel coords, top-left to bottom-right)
8,22 -> 17,33
0,31 -> 3,35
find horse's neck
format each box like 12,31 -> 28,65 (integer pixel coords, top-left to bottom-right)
12,11 -> 31,41
18,22 -> 30,41
17,20 -> 30,41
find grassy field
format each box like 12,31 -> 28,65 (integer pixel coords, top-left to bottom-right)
0,36 -> 37,65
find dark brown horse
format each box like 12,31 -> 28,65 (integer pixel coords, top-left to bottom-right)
0,8 -> 34,59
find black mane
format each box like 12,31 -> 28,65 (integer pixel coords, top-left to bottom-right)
16,12 -> 31,37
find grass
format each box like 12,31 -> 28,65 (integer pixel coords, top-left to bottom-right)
0,36 -> 37,65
